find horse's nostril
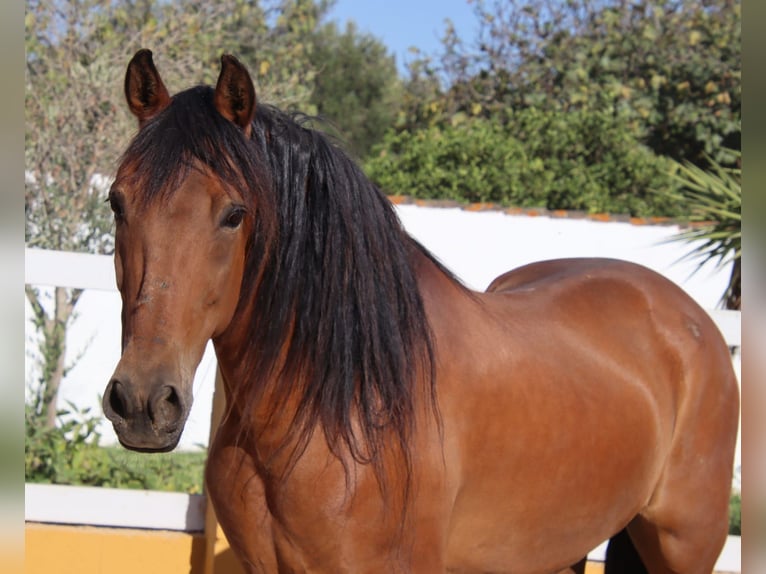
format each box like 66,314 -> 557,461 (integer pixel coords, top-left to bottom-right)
148,385 -> 185,429
107,380 -> 128,419
165,386 -> 181,408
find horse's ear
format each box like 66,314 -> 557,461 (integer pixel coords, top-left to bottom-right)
214,54 -> 256,138
124,49 -> 171,128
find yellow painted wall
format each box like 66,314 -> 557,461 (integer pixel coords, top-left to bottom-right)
25,522 -> 249,574
25,523 -> 206,574
26,521 -> 606,574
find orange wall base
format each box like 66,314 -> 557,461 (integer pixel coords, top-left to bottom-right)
25,523 -> 206,574
25,521 -> 607,574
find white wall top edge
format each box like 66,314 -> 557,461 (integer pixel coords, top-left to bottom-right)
25,483 -> 206,532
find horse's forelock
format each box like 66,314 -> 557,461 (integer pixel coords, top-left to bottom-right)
118,85 -> 271,214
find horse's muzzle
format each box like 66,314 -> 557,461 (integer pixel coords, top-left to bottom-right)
102,377 -> 188,452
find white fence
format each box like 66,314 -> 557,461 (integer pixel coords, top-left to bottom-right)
25,483 -> 206,532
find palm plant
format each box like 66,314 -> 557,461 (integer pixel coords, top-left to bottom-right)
668,151 -> 741,310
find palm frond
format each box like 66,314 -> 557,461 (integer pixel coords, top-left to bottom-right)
664,150 -> 741,309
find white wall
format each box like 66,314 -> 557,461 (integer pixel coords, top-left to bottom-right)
25,206 -> 738,454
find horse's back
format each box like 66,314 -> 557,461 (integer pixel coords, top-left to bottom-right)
487,257 -> 731,367
486,257 -> 737,401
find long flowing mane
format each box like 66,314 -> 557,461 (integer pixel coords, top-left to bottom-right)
119,85 -> 460,490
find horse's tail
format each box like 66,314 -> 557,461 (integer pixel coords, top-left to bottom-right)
604,528 -> 648,574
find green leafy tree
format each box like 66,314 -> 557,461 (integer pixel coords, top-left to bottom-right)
374,0 -> 740,214
26,0 -> 128,427
309,20 -> 401,159
224,0 -> 334,111
439,0 -> 740,166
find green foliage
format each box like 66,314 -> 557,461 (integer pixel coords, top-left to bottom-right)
367,109 -> 682,216
504,107 -> 682,216
729,491 -> 741,535
664,150 -> 741,308
433,0 -> 741,167
367,118 -> 526,204
25,399 -> 205,494
309,20 -> 402,159
224,0 -> 333,111
372,0 -> 741,217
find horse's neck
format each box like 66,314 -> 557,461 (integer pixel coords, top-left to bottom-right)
408,244 -> 479,315
211,339 -> 307,473
407,246 -> 492,372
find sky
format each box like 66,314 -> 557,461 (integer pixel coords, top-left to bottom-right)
327,0 -> 479,72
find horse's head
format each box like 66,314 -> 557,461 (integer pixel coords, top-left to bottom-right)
102,50 -> 261,451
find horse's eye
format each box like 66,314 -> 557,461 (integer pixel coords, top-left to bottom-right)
222,206 -> 246,229
108,192 -> 125,223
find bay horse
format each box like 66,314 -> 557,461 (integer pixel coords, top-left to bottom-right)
103,50 -> 739,573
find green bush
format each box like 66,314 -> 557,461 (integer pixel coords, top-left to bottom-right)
25,401 -> 205,494
505,108 -> 682,216
428,0 -> 740,168
366,118 -> 534,205
366,109 -> 682,216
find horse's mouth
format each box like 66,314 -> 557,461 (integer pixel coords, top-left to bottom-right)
116,436 -> 181,453
110,423 -> 184,453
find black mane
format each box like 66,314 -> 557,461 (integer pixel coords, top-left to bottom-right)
120,85 -> 457,493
